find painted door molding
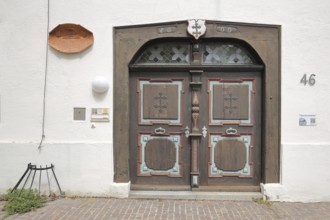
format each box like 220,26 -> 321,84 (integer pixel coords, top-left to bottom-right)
129,73 -> 191,187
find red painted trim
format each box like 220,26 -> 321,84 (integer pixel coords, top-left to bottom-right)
149,79 -> 174,82
219,79 -> 244,83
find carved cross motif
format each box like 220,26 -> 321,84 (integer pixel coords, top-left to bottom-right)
187,19 -> 206,40
192,22 -> 201,36
224,93 -> 238,114
154,92 -> 167,113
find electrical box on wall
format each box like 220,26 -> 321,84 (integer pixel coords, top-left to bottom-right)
73,108 -> 86,121
91,108 -> 110,122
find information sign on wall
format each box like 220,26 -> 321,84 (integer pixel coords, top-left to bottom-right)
299,114 -> 317,126
91,108 -> 110,122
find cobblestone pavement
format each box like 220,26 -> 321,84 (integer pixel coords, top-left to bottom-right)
1,198 -> 330,220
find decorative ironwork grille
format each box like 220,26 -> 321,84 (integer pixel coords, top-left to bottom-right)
133,42 -> 256,65
202,43 -> 255,65
135,43 -> 190,65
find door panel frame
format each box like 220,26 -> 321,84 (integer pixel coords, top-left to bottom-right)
207,78 -> 256,126
137,133 -> 184,177
199,71 -> 262,188
208,133 -> 254,178
137,78 -> 185,126
129,71 -> 192,186
114,20 -> 281,184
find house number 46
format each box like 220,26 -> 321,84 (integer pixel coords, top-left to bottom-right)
300,74 -> 316,86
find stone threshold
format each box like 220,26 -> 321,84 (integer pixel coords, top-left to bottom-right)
129,190 -> 263,201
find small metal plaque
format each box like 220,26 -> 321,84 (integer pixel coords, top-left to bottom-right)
91,108 -> 110,122
299,114 -> 316,126
49,24 -> 94,54
73,108 -> 86,121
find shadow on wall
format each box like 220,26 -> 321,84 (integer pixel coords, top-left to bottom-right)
49,45 -> 93,60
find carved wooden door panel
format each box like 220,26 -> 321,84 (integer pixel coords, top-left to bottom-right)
198,72 -> 262,191
129,72 -> 191,189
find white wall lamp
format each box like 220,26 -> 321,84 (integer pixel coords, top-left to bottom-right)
92,76 -> 109,93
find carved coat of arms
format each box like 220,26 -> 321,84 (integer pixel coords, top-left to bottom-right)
187,19 -> 206,40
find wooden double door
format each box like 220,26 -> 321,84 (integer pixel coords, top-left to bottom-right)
129,70 -> 262,191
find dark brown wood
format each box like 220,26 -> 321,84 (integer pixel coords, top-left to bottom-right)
208,78 -> 256,127
143,84 -> 178,120
191,91 -> 200,134
129,72 -> 191,186
191,138 -> 199,174
201,72 -> 261,186
131,184 -> 191,191
193,185 -> 260,192
214,140 -> 247,171
129,65 -> 264,72
213,85 -> 249,120
114,20 -> 281,185
189,70 -> 203,186
136,133 -> 184,178
144,139 -> 176,170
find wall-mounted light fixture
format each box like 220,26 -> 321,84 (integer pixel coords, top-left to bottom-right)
92,76 -> 109,93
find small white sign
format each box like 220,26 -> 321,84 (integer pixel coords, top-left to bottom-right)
299,114 -> 316,126
91,108 -> 110,122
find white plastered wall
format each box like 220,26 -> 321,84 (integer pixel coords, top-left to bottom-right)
1,0 -> 330,201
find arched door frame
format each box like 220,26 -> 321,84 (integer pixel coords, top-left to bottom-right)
113,20 -> 281,184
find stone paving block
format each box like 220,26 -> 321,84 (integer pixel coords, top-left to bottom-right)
1,198 -> 330,220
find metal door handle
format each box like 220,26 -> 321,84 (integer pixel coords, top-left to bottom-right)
226,127 -> 237,135
154,127 -> 166,135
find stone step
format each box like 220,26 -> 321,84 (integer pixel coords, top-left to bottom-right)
129,190 -> 263,201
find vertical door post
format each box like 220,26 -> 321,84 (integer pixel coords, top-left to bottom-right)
189,70 -> 203,187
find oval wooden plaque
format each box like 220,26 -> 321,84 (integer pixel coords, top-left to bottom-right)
48,23 -> 93,54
